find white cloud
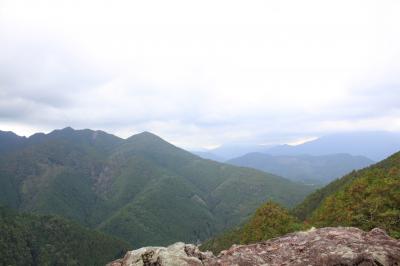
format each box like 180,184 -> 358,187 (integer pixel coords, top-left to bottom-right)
0,0 -> 399,148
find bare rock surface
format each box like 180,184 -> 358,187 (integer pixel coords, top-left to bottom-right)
108,227 -> 400,266
107,242 -> 213,266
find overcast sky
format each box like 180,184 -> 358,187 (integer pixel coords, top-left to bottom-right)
1,0 -> 400,149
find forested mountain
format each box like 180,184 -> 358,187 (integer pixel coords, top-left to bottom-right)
0,130 -> 27,155
293,151 -> 400,238
0,127 -> 312,248
200,201 -> 304,254
202,151 -> 400,254
228,153 -> 373,185
0,206 -> 130,266
265,131 -> 400,161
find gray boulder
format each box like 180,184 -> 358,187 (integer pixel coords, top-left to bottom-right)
107,242 -> 213,266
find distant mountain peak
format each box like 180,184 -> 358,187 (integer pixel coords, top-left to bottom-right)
48,126 -> 75,136
127,131 -> 164,142
61,126 -> 74,131
0,130 -> 26,154
0,130 -> 21,137
264,131 -> 400,161
136,131 -> 158,137
124,131 -> 179,151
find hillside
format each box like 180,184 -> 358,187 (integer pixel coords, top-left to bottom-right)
293,151 -> 400,238
228,153 -> 373,185
0,127 -> 313,247
0,206 -> 130,266
292,170 -> 360,221
200,202 -> 304,254
201,151 -> 400,254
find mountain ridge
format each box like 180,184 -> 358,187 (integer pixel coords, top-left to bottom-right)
194,131 -> 400,161
227,152 -> 373,185
265,131 -> 400,161
0,127 -> 312,247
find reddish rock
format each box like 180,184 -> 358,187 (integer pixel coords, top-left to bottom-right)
109,227 -> 400,266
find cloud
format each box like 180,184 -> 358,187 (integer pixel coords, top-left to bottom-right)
0,0 -> 400,148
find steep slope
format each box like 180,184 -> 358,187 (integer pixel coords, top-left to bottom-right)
0,128 -> 313,248
200,202 -> 304,254
293,151 -> 400,238
292,171 -> 359,221
0,127 -> 123,223
228,153 -> 373,185
97,132 -> 312,246
0,206 -> 130,266
265,131 -> 400,161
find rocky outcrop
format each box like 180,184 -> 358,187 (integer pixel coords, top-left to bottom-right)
207,227 -> 400,265
108,227 -> 400,266
107,242 -> 214,266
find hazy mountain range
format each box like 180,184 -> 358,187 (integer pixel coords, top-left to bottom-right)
193,144 -> 274,162
227,153 -> 373,185
265,132 -> 400,161
194,131 -> 400,185
195,131 -> 400,162
0,127 -> 312,248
